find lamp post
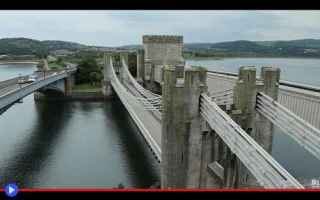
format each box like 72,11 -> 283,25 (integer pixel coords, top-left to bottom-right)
18,73 -> 22,88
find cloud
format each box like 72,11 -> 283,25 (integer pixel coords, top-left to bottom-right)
0,10 -> 318,46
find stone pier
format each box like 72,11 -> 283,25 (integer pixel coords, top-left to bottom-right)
102,53 -> 114,98
136,49 -> 144,83
161,65 -> 211,188
34,70 -> 75,101
233,66 -> 280,188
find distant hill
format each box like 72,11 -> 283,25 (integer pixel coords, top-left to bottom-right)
256,39 -> 320,49
0,38 -> 97,57
120,39 -> 320,58
41,40 -> 87,51
1,37 -> 320,58
184,39 -> 320,58
120,44 -> 142,49
0,38 -> 48,57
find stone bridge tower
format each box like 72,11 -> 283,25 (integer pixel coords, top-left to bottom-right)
142,35 -> 185,93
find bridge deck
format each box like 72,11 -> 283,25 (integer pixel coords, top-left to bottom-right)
109,60 -> 162,160
124,82 -> 162,154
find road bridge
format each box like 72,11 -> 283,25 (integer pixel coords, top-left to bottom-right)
0,64 -> 77,115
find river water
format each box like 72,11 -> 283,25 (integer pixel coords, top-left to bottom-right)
187,57 -> 320,86
0,58 -> 320,188
0,64 -> 159,188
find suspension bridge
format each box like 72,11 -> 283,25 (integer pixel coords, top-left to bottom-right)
101,52 -> 315,189
100,35 -> 320,189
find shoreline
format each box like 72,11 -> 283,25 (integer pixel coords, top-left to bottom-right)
34,90 -> 112,102
0,61 -> 39,65
185,56 -> 320,61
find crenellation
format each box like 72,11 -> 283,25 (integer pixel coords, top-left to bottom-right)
143,35 -> 183,44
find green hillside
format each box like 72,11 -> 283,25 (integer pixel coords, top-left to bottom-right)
0,38 -> 87,57
184,39 -> 320,58
1,37 -> 320,59
42,40 -> 87,51
0,38 -> 48,57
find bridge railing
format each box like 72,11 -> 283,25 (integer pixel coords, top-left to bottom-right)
0,76 -> 28,90
121,58 -> 161,99
256,92 -> 320,161
120,57 -> 162,121
207,70 -> 320,129
210,89 -> 234,107
200,93 -> 303,188
0,70 -> 73,110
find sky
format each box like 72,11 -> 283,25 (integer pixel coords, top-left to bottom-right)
0,10 -> 319,47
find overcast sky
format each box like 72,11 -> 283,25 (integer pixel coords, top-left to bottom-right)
0,10 -> 319,46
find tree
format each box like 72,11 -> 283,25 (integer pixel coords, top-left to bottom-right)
36,59 -> 44,71
75,56 -> 103,85
35,51 -> 48,60
89,72 -> 99,85
57,57 -> 63,64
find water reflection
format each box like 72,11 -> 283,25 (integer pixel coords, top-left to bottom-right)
0,101 -> 71,188
0,64 -> 159,188
104,97 -> 159,188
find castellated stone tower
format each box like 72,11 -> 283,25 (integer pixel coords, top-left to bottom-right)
142,35 -> 185,66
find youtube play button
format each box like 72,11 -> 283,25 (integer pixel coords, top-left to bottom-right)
4,183 -> 18,197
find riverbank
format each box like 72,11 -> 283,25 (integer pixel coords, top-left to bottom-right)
67,90 -> 108,101
185,55 -> 320,61
34,84 -> 112,101
70,83 -> 111,100
34,90 -> 110,101
0,60 -> 39,65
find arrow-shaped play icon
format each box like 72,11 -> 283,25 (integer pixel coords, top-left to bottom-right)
4,183 -> 18,197
8,186 -> 14,194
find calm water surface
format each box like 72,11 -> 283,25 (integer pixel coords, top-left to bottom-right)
187,57 -> 320,86
0,64 -> 159,188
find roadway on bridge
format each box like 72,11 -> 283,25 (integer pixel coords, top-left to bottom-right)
0,64 -> 77,114
0,63 -> 77,99
0,71 -> 58,98
124,81 -> 162,146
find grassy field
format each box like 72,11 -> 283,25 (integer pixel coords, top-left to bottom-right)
48,62 -> 65,69
72,83 -> 102,92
